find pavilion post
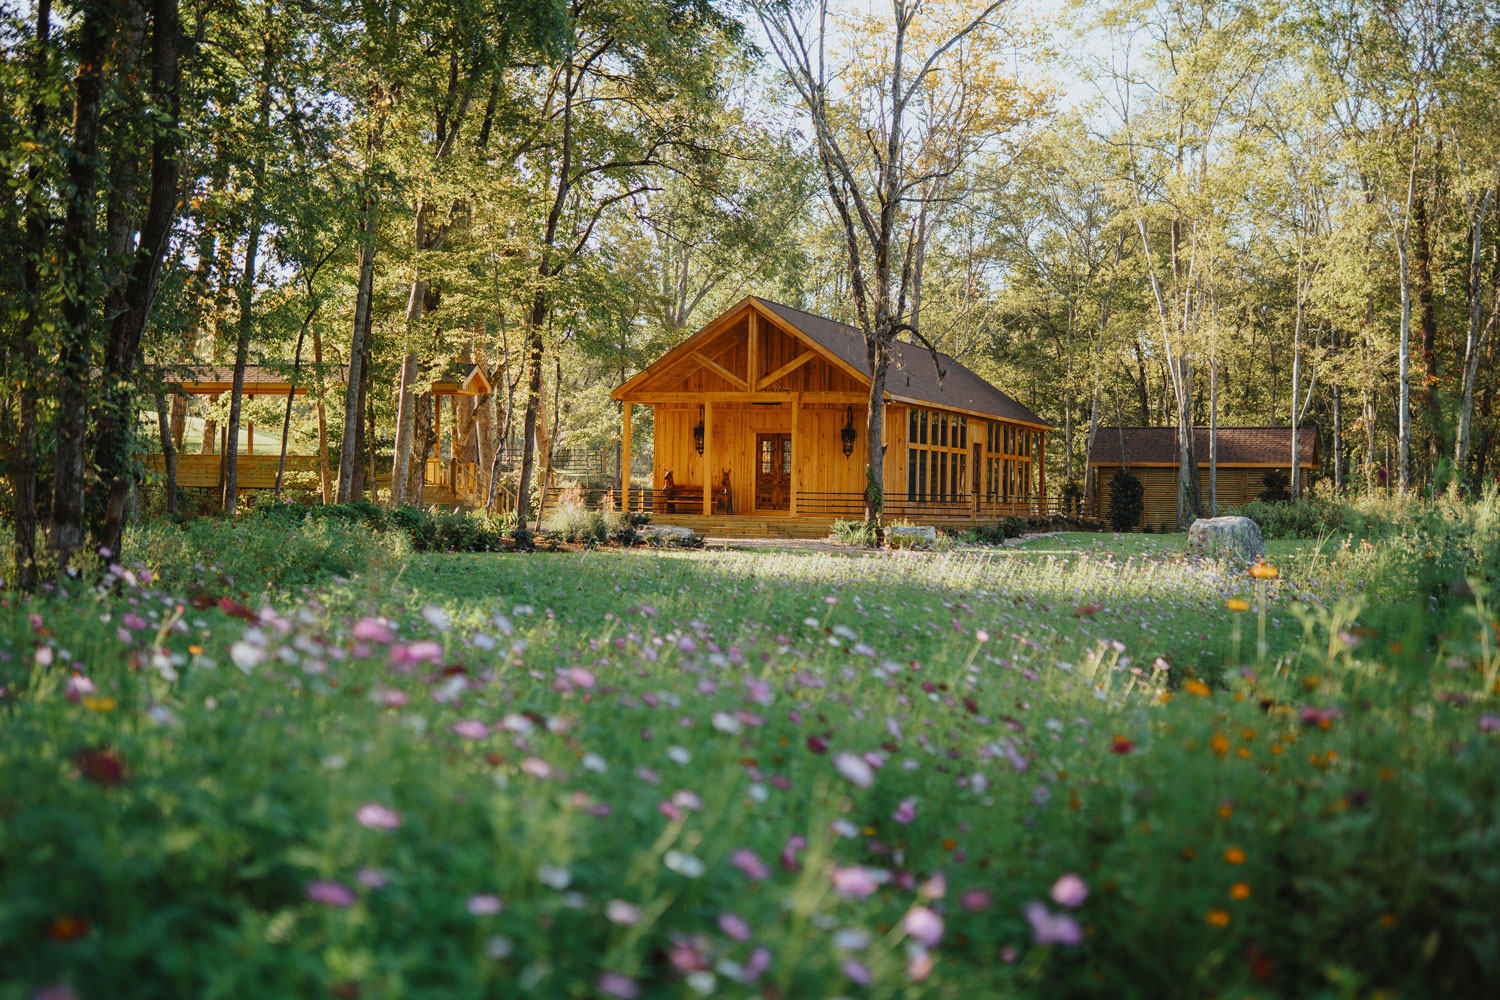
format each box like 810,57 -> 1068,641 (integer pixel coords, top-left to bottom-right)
790,395 -> 800,516
702,401 -> 714,515
620,402 -> 632,512
1038,431 -> 1046,517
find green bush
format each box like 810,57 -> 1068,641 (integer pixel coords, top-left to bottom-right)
128,516 -> 407,595
831,518 -> 878,547
1107,469 -> 1144,532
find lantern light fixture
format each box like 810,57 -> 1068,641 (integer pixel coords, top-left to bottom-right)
693,404 -> 705,455
840,405 -> 857,458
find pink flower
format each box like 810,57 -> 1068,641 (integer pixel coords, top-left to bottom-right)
123,613 -> 149,631
744,946 -> 772,980
452,720 -> 489,740
606,899 -> 641,925
1050,872 -> 1088,908
893,797 -> 917,824
833,752 -> 875,789
907,948 -> 935,981
355,802 -> 402,830
596,972 -> 641,998
467,893 -> 504,916
306,880 -> 356,908
731,847 -> 770,881
960,888 -> 992,911
781,835 -> 807,872
719,911 -> 751,941
1025,901 -> 1083,946
65,673 -> 94,702
353,617 -> 396,644
831,865 -> 881,901
903,906 -> 944,947
1478,714 -> 1500,733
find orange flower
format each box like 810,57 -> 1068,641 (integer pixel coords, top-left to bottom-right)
47,916 -> 90,941
1223,847 -> 1246,865
1249,562 -> 1279,580
1225,597 -> 1251,612
1211,733 -> 1230,757
1185,679 -> 1212,697
1205,909 -> 1231,927
1230,882 -> 1251,900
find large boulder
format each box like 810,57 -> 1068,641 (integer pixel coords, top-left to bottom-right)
888,524 -> 938,542
640,524 -> 697,544
1188,516 -> 1265,563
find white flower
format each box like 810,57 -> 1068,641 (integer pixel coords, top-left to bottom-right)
664,849 -> 706,878
581,752 -> 608,773
667,745 -> 692,765
833,752 -> 875,789
711,712 -> 742,734
229,641 -> 264,673
537,864 -> 572,890
421,605 -> 451,631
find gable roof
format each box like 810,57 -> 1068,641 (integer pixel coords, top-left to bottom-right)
1088,426 -> 1318,468
614,296 -> 1050,428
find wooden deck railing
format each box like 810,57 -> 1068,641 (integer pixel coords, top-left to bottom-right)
541,485 -> 1062,522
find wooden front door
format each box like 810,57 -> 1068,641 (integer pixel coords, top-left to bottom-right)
755,433 -> 792,511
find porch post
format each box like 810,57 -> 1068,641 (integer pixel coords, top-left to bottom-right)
1038,431 -> 1046,516
620,401 -> 632,512
702,401 -> 714,515
790,394 -> 800,516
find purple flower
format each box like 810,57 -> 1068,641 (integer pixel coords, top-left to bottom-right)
833,752 -> 875,789
960,888 -> 992,911
1025,900 -> 1083,946
306,880 -> 356,908
842,958 -> 872,985
1480,714 -> 1500,733
596,972 -> 641,998
718,911 -> 751,941
356,866 -> 388,889
903,906 -> 944,946
1050,872 -> 1088,908
452,720 -> 489,740
730,847 -> 770,881
743,946 -> 772,981
467,893 -> 504,916
355,802 -> 403,830
893,797 -> 917,824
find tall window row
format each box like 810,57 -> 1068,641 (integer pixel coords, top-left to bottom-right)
984,422 -> 1033,503
906,408 -> 968,501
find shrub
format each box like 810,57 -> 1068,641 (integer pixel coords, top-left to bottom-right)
128,516 -> 406,595
1108,469 -> 1144,532
1257,468 -> 1291,502
831,518 -> 878,547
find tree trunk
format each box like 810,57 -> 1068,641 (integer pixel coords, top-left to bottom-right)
153,377 -> 178,518
1454,181 -> 1498,486
96,0 -> 182,557
10,0 -> 51,587
390,346 -> 420,505
337,232 -> 376,502
49,0 -> 112,568
312,325 -> 332,503
864,338 -> 891,522
515,294 -> 548,531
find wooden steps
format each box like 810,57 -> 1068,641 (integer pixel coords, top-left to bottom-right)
641,514 -> 835,539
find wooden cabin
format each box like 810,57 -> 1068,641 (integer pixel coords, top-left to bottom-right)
1087,426 -> 1318,530
611,297 -> 1052,533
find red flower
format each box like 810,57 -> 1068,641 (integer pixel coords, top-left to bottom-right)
1109,737 -> 1135,755
47,916 -> 90,941
806,735 -> 828,754
72,747 -> 126,786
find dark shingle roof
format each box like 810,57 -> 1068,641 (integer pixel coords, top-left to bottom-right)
753,298 -> 1050,427
1088,426 -> 1318,467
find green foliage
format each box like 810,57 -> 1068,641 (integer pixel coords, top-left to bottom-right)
254,501 -> 510,553
1257,469 -> 1292,503
1107,469 -> 1144,532
831,518 -> 878,547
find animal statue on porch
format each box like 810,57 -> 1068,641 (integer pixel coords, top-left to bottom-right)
713,469 -> 733,514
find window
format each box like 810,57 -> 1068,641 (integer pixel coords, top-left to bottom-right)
905,407 -> 970,503
981,420 -> 1032,506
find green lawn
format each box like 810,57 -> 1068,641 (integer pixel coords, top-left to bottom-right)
2,521 -> 1498,998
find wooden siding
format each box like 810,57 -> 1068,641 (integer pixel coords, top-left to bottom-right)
652,401 -> 868,514
1092,464 -> 1298,530
636,310 -> 865,397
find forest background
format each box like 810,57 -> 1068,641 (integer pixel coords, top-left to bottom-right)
2,0 -> 1497,577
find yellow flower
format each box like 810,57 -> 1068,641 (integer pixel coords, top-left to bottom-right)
83,696 -> 117,713
1249,562 -> 1279,580
1206,909 -> 1231,927
1223,847 -> 1246,865
1225,597 -> 1251,612
1185,679 -> 1212,697
1230,882 -> 1251,900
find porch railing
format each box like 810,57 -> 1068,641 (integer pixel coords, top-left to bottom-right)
540,484 -> 1063,521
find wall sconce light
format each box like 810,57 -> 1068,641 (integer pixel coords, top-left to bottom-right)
840,405 -> 857,458
693,404 -> 705,455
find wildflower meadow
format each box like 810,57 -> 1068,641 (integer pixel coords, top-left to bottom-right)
3,497 -> 1500,999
